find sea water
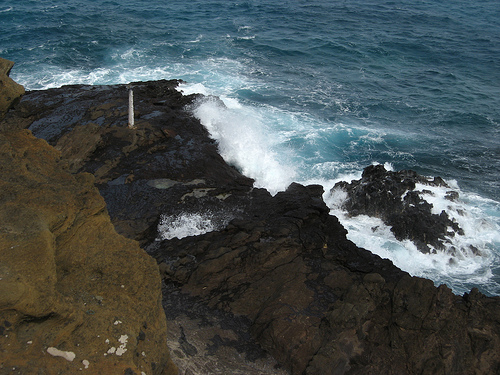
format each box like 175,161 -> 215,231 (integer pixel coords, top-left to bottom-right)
1,0 -> 499,296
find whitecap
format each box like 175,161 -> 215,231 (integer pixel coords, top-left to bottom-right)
189,95 -> 296,195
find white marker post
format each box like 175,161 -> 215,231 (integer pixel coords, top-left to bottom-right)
128,88 -> 134,128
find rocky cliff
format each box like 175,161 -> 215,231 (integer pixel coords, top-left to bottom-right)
0,61 -> 177,375
2,69 -> 500,374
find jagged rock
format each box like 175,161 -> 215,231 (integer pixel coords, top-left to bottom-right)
3,81 -> 500,374
0,130 -> 177,375
0,58 -> 25,121
2,81 -> 253,244
332,164 -> 463,253
149,182 -> 500,375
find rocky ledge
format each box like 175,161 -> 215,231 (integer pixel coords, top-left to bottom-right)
2,66 -> 500,374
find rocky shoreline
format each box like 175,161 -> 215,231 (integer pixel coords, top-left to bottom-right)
1,59 -> 500,374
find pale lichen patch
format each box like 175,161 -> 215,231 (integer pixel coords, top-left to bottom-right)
47,347 -> 76,362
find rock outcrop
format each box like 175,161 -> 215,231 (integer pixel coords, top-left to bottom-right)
149,183 -> 500,375
2,80 -> 253,245
0,129 -> 177,374
332,164 -> 464,254
3,80 -> 500,374
0,58 -> 24,121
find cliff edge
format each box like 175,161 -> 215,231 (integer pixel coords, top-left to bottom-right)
2,62 -> 500,374
0,60 -> 176,375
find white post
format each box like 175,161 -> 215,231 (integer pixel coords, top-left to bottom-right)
128,88 -> 134,128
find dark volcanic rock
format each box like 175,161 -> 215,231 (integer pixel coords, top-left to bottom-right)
333,164 -> 464,254
149,182 -> 500,375
3,81 -> 500,374
2,80 -> 253,244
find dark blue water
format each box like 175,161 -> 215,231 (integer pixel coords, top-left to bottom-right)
2,0 -> 499,295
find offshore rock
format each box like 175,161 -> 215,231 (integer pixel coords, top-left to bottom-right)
332,164 -> 464,254
0,130 -> 177,375
0,58 -> 25,121
3,81 -> 500,374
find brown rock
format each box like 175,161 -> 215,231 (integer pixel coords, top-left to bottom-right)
0,130 -> 176,375
0,58 -> 24,121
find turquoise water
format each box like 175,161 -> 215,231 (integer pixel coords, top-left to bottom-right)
2,0 -> 499,295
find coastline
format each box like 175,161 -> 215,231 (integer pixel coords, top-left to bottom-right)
2,71 -> 500,373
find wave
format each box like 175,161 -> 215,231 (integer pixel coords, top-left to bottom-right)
180,83 -> 500,295
325,169 -> 500,296
183,87 -> 296,195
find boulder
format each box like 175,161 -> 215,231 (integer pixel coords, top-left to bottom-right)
0,58 -> 24,121
0,130 -> 177,375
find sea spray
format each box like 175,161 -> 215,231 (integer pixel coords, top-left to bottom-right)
325,174 -> 500,296
188,94 -> 296,195
158,211 -> 228,240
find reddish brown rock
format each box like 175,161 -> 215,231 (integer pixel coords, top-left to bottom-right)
0,58 -> 24,121
0,130 -> 177,375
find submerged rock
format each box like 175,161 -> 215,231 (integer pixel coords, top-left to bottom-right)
332,164 -> 464,254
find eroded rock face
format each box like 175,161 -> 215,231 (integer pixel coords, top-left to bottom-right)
332,164 -> 464,253
0,130 -> 177,375
0,58 -> 25,121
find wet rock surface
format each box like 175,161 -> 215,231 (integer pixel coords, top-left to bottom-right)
333,164 -> 464,254
2,80 -> 500,374
3,80 -> 253,245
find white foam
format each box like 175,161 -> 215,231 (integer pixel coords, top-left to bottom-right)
157,212 -> 227,240
189,95 -> 296,194
326,177 -> 500,295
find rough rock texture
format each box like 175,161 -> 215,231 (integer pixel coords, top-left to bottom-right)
149,183 -> 500,375
333,164 -> 464,254
2,80 -> 253,245
0,130 -> 177,375
0,58 -> 25,121
3,81 -> 500,374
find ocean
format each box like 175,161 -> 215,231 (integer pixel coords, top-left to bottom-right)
1,0 -> 499,296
